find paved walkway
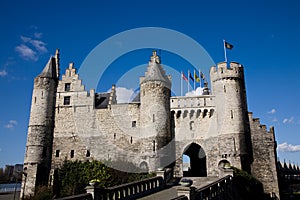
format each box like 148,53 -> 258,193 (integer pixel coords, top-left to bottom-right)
138,177 -> 219,200
137,187 -> 178,200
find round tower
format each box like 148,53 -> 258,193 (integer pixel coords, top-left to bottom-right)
210,62 -> 252,172
21,51 -> 59,198
140,51 -> 172,170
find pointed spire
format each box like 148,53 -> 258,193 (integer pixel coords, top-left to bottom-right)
142,50 -> 170,87
37,56 -> 57,79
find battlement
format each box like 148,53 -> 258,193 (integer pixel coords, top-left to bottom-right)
248,112 -> 275,136
210,62 -> 244,82
170,95 -> 214,109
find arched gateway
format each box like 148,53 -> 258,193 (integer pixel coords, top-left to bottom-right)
182,143 -> 207,177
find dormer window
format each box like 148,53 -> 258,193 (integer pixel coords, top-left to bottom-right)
65,83 -> 71,91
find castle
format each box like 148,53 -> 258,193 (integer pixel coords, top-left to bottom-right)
21,49 -> 280,198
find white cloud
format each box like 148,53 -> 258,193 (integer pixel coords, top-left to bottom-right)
20,36 -> 47,53
0,69 -> 7,77
15,44 -> 37,61
278,142 -> 300,152
34,32 -> 43,39
283,117 -> 294,124
4,120 -> 18,129
185,87 -> 204,96
16,35 -> 47,61
268,109 -> 276,114
108,87 -> 137,103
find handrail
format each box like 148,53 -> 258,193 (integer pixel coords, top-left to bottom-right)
97,176 -> 164,200
192,175 -> 233,200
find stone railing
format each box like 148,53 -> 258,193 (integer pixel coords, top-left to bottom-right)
87,176 -> 164,200
192,175 -> 233,200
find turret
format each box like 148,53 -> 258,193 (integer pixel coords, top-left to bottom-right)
21,50 -> 59,198
210,62 -> 252,172
140,51 -> 172,169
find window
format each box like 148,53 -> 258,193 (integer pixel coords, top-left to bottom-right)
55,150 -> 60,157
65,83 -> 71,91
64,96 -> 71,105
70,150 -> 74,158
86,150 -> 90,157
132,121 -> 136,127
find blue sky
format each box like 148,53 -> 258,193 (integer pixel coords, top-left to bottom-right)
0,0 -> 299,168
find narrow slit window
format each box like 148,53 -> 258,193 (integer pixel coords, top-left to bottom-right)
231,110 -> 233,119
86,150 -> 90,157
153,140 -> 156,152
70,150 -> 74,158
55,150 -> 60,157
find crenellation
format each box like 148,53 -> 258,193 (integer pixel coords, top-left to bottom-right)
210,62 -> 244,83
22,50 -> 280,199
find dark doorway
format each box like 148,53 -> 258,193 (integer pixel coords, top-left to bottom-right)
183,143 -> 207,177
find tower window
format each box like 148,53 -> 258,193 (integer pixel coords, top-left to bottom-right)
153,140 -> 156,152
55,150 -> 60,157
64,96 -> 71,105
70,150 -> 74,158
65,83 -> 71,91
153,114 -> 155,122
132,121 -> 136,127
130,137 -> 133,144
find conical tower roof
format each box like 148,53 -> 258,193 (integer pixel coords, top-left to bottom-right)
142,51 -> 171,87
37,56 -> 57,78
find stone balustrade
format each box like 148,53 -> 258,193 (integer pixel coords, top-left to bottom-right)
86,176 -> 164,200
192,175 -> 233,200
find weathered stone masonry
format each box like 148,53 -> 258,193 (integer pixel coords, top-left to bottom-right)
21,50 -> 280,198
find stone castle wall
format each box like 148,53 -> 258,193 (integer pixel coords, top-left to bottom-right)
22,51 -> 280,199
249,112 -> 279,197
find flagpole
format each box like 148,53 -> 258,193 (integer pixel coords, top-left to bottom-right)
199,69 -> 201,88
193,69 -> 196,91
223,39 -> 227,63
181,71 -> 183,96
187,70 -> 190,93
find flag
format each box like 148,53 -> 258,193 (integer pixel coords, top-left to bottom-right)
189,71 -> 194,82
194,72 -> 200,82
224,41 -> 233,50
182,72 -> 188,81
200,72 -> 205,80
